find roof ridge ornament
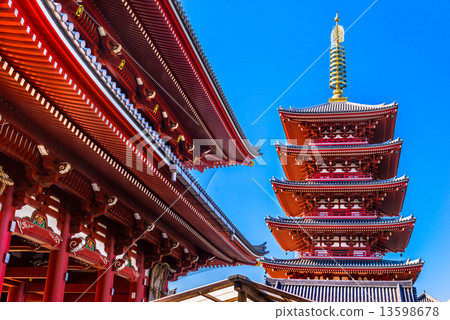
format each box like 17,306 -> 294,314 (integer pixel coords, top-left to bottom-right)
329,12 -> 348,102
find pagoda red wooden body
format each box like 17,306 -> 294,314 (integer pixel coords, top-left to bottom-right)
261,15 -> 423,284
0,0 -> 265,302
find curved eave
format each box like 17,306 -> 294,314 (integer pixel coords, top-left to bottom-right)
168,0 -> 260,159
271,176 -> 409,191
266,216 -> 415,252
265,215 -> 416,229
261,258 -> 424,282
271,177 -> 408,217
276,139 -> 402,180
88,0 -> 259,164
2,0 -> 262,266
275,138 -> 402,155
279,102 -> 397,144
279,102 -> 398,118
261,258 -> 424,271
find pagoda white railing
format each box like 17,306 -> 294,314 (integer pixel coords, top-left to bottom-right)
303,209 -> 379,219
298,251 -> 383,260
306,137 -> 368,146
306,172 -> 372,181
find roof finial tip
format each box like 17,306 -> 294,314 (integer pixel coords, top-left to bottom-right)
329,11 -> 347,102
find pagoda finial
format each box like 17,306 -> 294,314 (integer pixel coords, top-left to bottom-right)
329,11 -> 348,102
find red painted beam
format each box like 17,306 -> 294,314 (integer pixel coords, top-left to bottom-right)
4,267 -> 48,279
0,187 -> 16,287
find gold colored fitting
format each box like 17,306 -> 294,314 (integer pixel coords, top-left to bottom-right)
329,12 -> 347,102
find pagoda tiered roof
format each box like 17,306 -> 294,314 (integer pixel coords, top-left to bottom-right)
272,176 -> 408,217
259,13 -> 427,296
279,101 -> 397,115
265,278 -> 418,302
261,257 -> 424,282
277,138 -> 402,151
265,215 -> 415,253
272,175 -> 408,187
261,257 -> 423,268
276,138 -> 402,180
266,214 -> 415,226
279,101 -> 397,144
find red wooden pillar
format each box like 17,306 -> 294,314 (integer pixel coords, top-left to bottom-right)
128,281 -> 137,302
0,187 -> 16,290
128,252 -> 145,302
95,236 -> 115,302
42,210 -> 71,302
7,283 -> 25,302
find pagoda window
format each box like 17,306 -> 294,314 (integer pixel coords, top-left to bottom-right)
31,211 -> 47,229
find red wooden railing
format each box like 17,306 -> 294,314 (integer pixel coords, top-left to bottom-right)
298,251 -> 383,259
307,172 -> 372,181
303,209 -> 378,219
306,137 -> 368,145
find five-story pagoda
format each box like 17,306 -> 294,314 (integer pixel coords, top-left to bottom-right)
261,13 -> 424,301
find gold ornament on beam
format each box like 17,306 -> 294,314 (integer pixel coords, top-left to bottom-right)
329,12 -> 348,102
0,166 -> 13,195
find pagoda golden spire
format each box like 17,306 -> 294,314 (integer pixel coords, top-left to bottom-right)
329,11 -> 348,102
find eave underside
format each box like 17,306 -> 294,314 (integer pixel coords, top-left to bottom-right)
0,0 -> 264,267
84,0 -> 258,164
267,219 -> 415,253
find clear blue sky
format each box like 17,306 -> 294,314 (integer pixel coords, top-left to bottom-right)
169,0 -> 450,301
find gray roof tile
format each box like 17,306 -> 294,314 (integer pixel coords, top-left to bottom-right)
280,101 -> 397,114
276,138 -> 402,150
265,278 -> 418,302
271,175 -> 408,186
261,257 -> 424,268
266,215 -> 415,226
